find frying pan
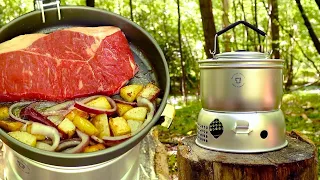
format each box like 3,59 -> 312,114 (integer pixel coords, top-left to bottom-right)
0,6 -> 169,166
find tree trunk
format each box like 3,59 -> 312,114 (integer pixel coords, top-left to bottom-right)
315,0 -> 320,10
239,0 -> 249,50
254,0 -> 262,52
177,131 -> 318,180
199,0 -> 219,58
295,0 -> 320,54
86,0 -> 94,7
232,0 -> 238,50
268,0 -> 280,59
221,0 -> 231,52
129,0 -> 134,21
285,32 -> 294,91
177,0 -> 187,103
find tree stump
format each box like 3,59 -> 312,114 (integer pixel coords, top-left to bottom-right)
177,131 -> 318,180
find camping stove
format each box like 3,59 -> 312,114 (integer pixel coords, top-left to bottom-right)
3,143 -> 140,180
196,109 -> 287,153
196,21 -> 288,153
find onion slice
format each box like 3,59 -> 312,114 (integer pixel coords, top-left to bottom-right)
30,122 -> 60,151
91,135 -> 105,144
9,102 -> 33,123
36,142 -> 55,151
74,96 -> 117,115
63,130 -> 89,153
137,97 -> 155,123
113,99 -> 137,107
56,138 -> 81,152
45,100 -> 74,112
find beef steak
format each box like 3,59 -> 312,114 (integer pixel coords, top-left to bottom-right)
0,26 -> 137,102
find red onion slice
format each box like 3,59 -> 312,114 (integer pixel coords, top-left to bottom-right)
63,129 -> 90,153
91,135 -> 105,144
56,138 -> 81,152
30,122 -> 60,151
113,99 -> 137,107
74,96 -> 117,115
9,102 -> 33,123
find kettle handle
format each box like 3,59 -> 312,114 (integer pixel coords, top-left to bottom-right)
212,21 -> 267,56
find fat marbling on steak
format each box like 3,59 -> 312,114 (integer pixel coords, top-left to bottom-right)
0,26 -> 137,102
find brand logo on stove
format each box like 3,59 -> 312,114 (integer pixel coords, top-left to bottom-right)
231,73 -> 245,87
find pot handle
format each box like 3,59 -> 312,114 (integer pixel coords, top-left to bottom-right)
212,20 -> 267,56
34,0 -> 61,23
155,104 -> 175,129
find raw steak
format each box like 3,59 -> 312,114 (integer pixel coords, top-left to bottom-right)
0,26 -> 137,102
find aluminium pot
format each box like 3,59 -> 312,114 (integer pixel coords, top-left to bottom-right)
0,5 -> 169,166
199,21 -> 284,112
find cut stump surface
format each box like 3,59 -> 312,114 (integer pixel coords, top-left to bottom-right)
177,131 -> 318,180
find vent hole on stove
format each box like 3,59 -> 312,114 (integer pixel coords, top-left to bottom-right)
260,130 -> 268,139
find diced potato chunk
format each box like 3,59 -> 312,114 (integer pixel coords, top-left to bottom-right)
92,114 -> 111,138
66,109 -> 89,121
73,115 -> 99,136
127,120 -> 142,133
137,83 -> 160,101
26,124 -> 46,140
123,107 -> 148,122
0,120 -> 23,132
83,143 -> 106,153
8,131 -> 37,147
86,96 -> 111,110
58,118 -> 76,138
0,106 -> 9,120
109,117 -> 131,136
120,84 -> 144,102
116,103 -> 134,117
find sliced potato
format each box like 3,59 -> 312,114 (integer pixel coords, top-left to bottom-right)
0,106 -> 9,120
8,131 -> 37,147
137,83 -> 160,101
116,103 -> 134,117
109,117 -> 131,136
83,143 -> 106,153
26,124 -> 46,140
73,115 -> 99,136
92,114 -> 111,138
123,107 -> 148,122
127,120 -> 143,133
0,120 -> 23,132
65,109 -> 89,121
58,118 -> 76,138
120,84 -> 144,102
86,96 -> 112,110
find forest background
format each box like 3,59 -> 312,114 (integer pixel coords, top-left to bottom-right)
0,0 -> 319,177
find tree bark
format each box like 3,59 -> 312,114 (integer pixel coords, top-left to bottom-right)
268,0 -> 280,59
177,131 -> 318,180
129,0 -> 134,21
177,0 -> 187,103
295,0 -> 320,54
199,0 -> 219,58
86,0 -> 94,7
221,0 -> 231,52
239,0 -> 249,50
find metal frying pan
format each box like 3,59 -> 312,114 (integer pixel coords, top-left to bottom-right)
0,6 -> 169,166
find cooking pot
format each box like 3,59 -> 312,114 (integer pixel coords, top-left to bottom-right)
0,5 -> 169,166
198,21 -> 284,112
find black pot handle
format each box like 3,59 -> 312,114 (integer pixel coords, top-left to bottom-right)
212,21 -> 266,56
